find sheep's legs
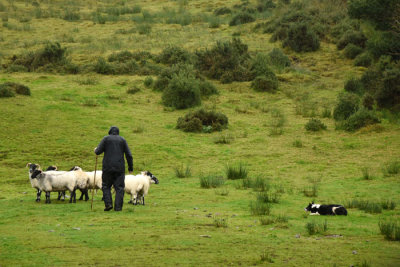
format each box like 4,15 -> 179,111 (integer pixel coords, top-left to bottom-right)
57,191 -> 65,201
45,191 -> 51,204
36,189 -> 42,202
78,189 -> 89,201
69,189 -> 76,203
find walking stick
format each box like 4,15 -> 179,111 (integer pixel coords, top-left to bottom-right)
91,155 -> 98,211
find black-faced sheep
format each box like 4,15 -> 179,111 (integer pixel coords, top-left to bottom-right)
125,171 -> 159,205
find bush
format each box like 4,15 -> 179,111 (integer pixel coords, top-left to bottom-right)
196,38 -> 252,82
94,57 -> 114,74
305,118 -> 327,132
108,51 -> 134,62
176,108 -> 228,133
214,7 -> 232,16
267,48 -> 291,69
333,92 -> 360,121
157,45 -> 192,65
0,82 -> 31,97
283,23 -> 320,52
354,52 -> 373,67
341,109 -> 380,131
382,161 -> 400,176
379,220 -> 400,241
229,12 -> 255,26
198,80 -> 218,97
376,68 -> 400,110
251,75 -> 278,92
337,30 -> 367,50
362,93 -> 375,110
226,162 -> 248,180
0,85 -> 15,98
174,164 -> 192,178
343,44 -> 363,59
162,73 -> 201,109
250,201 -> 271,216
344,77 -> 363,94
143,76 -> 154,88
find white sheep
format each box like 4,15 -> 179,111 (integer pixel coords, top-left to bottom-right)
27,163 -> 62,202
30,167 -> 88,203
69,166 -> 102,201
124,171 -> 159,205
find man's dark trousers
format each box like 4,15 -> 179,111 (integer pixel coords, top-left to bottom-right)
102,171 -> 125,211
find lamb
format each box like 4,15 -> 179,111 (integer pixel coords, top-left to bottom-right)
30,166 -> 88,204
125,171 -> 159,205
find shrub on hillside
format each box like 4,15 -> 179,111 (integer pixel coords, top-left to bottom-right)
354,52 -> 373,67
337,30 -> 367,50
375,68 -> 400,110
108,51 -> 134,62
156,45 -> 193,65
362,93 -> 375,110
341,108 -> 380,132
214,7 -> 232,16
143,76 -> 154,88
196,38 -> 252,82
267,48 -> 291,69
305,118 -> 327,132
198,80 -> 219,97
251,75 -> 278,92
94,57 -> 114,74
283,23 -> 320,52
0,82 -> 31,97
229,12 -> 255,26
176,109 -> 228,133
344,77 -> 363,94
333,92 -> 360,121
343,44 -> 363,59
162,73 -> 201,109
367,31 -> 400,60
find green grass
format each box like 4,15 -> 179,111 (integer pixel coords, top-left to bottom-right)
0,0 -> 399,266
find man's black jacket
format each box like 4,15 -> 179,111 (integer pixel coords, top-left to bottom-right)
95,126 -> 133,173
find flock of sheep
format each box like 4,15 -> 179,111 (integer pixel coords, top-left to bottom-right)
26,163 -> 159,205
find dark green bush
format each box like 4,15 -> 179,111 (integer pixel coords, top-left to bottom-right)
305,118 -> 327,131
283,23 -> 320,52
251,75 -> 278,92
267,48 -> 291,69
0,85 -> 15,98
162,73 -> 201,109
198,80 -> 218,97
229,12 -> 255,26
341,108 -> 380,131
360,67 -> 382,92
337,30 -> 367,50
344,77 -> 363,94
108,51 -> 134,62
354,52 -> 373,67
250,53 -> 271,77
362,93 -> 375,110
213,7 -> 232,16
94,57 -> 114,74
376,68 -> 400,110
0,82 -> 31,97
196,38 -> 252,82
256,0 -> 276,12
226,162 -> 248,180
343,44 -> 363,59
157,45 -> 193,65
367,31 -> 400,60
144,76 -> 154,88
176,108 -> 228,133
333,92 -> 360,121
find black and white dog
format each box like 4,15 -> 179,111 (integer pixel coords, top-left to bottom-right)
304,202 -> 348,216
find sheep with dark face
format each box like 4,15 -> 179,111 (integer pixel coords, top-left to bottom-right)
30,167 -> 88,204
125,171 -> 159,205
27,163 -> 43,202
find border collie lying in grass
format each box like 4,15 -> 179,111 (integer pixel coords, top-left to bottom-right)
305,202 -> 348,216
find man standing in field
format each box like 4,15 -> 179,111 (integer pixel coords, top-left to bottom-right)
95,126 -> 133,211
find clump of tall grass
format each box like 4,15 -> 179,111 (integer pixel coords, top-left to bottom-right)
303,184 -> 318,197
213,216 -> 228,228
360,167 -> 373,180
259,251 -> 274,263
260,214 -> 289,225
378,220 -> 400,241
269,108 -> 285,136
382,161 -> 400,176
214,188 -> 229,196
381,200 -> 396,210
256,191 -> 280,204
226,162 -> 248,180
213,133 -> 235,144
292,139 -> 303,148
174,164 -> 192,178
306,220 -> 328,235
344,199 -> 383,214
200,175 -> 225,188
75,76 -> 98,85
250,201 -> 271,216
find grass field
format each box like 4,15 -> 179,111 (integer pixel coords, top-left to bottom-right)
0,0 -> 399,266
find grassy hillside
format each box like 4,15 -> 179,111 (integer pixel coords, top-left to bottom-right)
0,0 -> 399,266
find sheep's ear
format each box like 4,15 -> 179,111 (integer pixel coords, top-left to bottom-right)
26,163 -> 31,168
312,201 -> 314,204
